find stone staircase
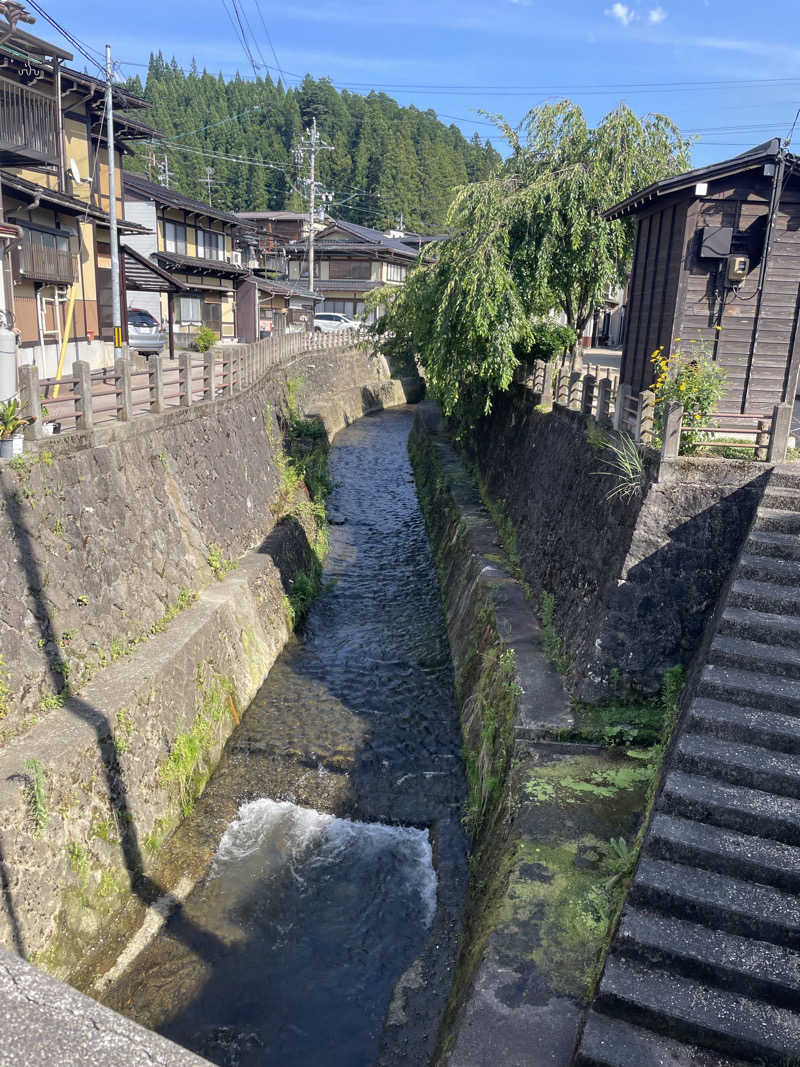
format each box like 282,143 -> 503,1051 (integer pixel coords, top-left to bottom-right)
575,465 -> 800,1066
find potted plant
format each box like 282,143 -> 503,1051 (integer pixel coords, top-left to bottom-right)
40,405 -> 59,436
0,398 -> 34,458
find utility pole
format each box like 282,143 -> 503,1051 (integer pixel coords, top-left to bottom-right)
203,166 -> 215,205
157,155 -> 170,189
105,44 -> 123,360
294,117 -> 333,291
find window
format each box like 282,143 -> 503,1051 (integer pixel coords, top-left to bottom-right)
178,296 -> 202,324
328,259 -> 371,280
164,220 -> 186,254
386,263 -> 407,282
197,228 -> 224,261
128,309 -> 159,328
201,300 -> 222,328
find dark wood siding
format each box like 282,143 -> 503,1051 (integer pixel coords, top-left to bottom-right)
619,199 -> 687,392
621,168 -> 800,414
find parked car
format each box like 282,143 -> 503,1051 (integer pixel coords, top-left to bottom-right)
127,307 -> 164,355
313,312 -> 362,332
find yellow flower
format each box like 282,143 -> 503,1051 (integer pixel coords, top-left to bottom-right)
679,382 -> 686,391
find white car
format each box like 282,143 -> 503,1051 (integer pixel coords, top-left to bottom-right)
313,312 -> 361,332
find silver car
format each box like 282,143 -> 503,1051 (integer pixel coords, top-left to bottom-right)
127,307 -> 164,355
313,312 -> 361,333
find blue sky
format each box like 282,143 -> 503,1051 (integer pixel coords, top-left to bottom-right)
49,0 -> 800,167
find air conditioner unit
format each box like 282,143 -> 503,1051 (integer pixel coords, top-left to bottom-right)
230,250 -> 242,266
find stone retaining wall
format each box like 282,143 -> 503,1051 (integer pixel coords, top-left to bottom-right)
468,389 -> 769,699
0,345 -> 418,966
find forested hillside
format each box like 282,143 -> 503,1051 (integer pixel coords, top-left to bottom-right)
123,56 -> 501,231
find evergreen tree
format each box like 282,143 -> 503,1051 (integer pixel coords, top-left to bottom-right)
123,63 -> 501,228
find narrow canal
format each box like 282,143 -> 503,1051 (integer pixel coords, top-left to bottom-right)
103,407 -> 469,1067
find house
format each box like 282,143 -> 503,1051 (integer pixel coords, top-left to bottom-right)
605,139 -> 800,414
286,219 -> 420,321
0,18 -> 158,377
236,275 -> 320,340
234,210 -> 332,276
123,172 -> 246,346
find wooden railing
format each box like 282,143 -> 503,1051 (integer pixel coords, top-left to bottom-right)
659,402 -> 791,463
19,244 -> 76,285
18,328 -> 362,438
0,78 -> 60,165
527,356 -> 792,462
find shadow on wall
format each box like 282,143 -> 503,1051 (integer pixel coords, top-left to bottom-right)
0,486 -> 237,968
467,390 -> 767,699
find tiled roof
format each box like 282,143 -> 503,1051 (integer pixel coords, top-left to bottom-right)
153,250 -> 247,276
123,172 -> 241,226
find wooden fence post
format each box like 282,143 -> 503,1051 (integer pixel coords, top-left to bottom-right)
115,357 -> 133,421
203,349 -> 215,401
149,354 -> 165,414
613,382 -> 631,431
18,363 -> 43,440
540,362 -> 554,407
637,389 -> 655,446
768,402 -> 793,463
582,373 -> 596,416
596,378 -> 612,425
179,351 -> 193,407
556,364 -> 570,406
660,400 -> 683,460
568,371 -> 583,411
756,419 -> 770,461
72,360 -> 93,432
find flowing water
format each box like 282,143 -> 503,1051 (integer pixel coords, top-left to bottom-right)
102,408 -> 469,1067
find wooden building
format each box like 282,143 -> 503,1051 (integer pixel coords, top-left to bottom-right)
123,172 -> 246,345
0,20 -> 156,375
286,220 -> 420,321
236,275 -> 319,340
606,140 -> 800,414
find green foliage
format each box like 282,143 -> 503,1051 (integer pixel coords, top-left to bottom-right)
207,543 -> 237,581
67,842 -> 90,889
539,591 -> 570,674
159,673 -> 233,814
369,100 -> 690,425
23,757 -> 49,836
513,320 -> 577,365
0,655 -> 11,720
123,65 -> 499,230
595,432 -> 645,503
193,326 -> 218,353
157,450 -> 169,469
0,397 -> 33,439
651,340 -> 728,454
585,419 -> 608,453
39,690 -> 66,712
114,708 -> 135,756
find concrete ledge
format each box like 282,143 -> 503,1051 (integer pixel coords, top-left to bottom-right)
0,945 -> 211,1066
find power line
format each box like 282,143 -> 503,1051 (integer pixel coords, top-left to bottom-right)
252,0 -> 285,83
25,0 -> 106,74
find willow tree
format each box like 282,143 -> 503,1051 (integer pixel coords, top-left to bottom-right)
371,100 -> 692,424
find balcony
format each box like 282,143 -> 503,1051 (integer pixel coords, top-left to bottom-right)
0,78 -> 60,167
19,243 -> 76,285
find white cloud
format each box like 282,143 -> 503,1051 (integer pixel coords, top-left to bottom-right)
648,6 -> 667,22
604,3 -> 637,26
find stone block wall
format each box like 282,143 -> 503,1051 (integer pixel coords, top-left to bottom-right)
469,390 -> 767,698
0,347 -> 396,737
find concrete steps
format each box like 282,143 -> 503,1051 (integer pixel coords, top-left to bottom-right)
574,466 -> 800,1065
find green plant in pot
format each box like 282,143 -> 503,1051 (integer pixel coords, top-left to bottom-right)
0,398 -> 34,458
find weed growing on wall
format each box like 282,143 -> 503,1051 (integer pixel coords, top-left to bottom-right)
159,672 -> 235,815
594,432 -> 645,503
539,592 -> 570,674
67,842 -> 90,889
23,757 -> 49,836
207,543 -> 237,581
0,655 -> 11,720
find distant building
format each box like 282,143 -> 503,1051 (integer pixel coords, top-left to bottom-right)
286,219 -> 420,321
